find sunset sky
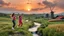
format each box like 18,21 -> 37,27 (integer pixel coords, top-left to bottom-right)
0,0 -> 64,14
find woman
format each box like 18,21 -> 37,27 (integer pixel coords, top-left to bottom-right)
11,13 -> 16,30
18,15 -> 23,27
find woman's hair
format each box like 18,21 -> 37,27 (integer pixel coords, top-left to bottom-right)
12,13 -> 15,17
19,15 -> 21,18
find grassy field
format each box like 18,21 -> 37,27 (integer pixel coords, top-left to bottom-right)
0,14 -> 64,36
22,14 -> 64,36
34,18 -> 64,36
0,15 -> 33,36
34,18 -> 64,27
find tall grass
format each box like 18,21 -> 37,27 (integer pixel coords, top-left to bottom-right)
0,15 -> 33,36
35,18 -> 64,36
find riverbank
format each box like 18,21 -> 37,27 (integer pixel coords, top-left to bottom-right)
34,18 -> 64,36
29,22 -> 41,36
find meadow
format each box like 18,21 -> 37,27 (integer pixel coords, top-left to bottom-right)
22,14 -> 64,36
0,14 -> 34,36
0,13 -> 64,36
34,18 -> 64,36
20,14 -> 64,36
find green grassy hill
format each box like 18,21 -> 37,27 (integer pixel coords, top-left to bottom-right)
0,15 -> 33,36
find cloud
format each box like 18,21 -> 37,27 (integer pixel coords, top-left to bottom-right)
54,0 -> 64,9
42,0 -> 56,10
0,0 -> 10,7
42,0 -> 64,9
31,6 -> 48,11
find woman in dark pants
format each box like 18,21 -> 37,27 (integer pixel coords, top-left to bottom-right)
11,13 -> 16,30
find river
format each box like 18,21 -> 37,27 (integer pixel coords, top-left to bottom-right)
28,22 -> 41,36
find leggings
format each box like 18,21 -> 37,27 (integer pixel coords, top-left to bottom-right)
12,20 -> 16,28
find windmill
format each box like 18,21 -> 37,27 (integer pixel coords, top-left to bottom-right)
50,6 -> 55,19
49,3 -> 56,19
43,0 -> 56,19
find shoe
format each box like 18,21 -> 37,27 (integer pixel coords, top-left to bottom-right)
12,27 -> 14,30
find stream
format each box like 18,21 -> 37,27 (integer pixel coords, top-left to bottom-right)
28,22 -> 41,36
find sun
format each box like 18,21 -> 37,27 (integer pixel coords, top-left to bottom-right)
24,4 -> 32,11
28,8 -> 31,11
26,6 -> 31,11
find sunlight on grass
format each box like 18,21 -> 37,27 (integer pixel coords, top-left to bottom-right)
0,16 -> 33,36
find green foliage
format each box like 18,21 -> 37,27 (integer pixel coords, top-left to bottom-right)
43,27 -> 64,36
0,15 -> 33,36
43,28 -> 56,36
35,18 -> 64,36
37,27 -> 64,36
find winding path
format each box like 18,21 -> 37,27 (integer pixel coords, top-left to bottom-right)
28,22 -> 41,36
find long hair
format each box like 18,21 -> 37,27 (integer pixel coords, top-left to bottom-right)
12,13 -> 15,17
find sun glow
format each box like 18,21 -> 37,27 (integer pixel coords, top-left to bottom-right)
28,8 -> 31,11
25,4 -> 32,11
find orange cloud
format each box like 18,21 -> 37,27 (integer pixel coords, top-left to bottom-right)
0,0 -> 64,14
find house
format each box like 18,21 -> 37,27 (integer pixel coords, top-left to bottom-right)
48,15 -> 64,22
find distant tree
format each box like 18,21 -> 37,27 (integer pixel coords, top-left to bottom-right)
46,13 -> 49,18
